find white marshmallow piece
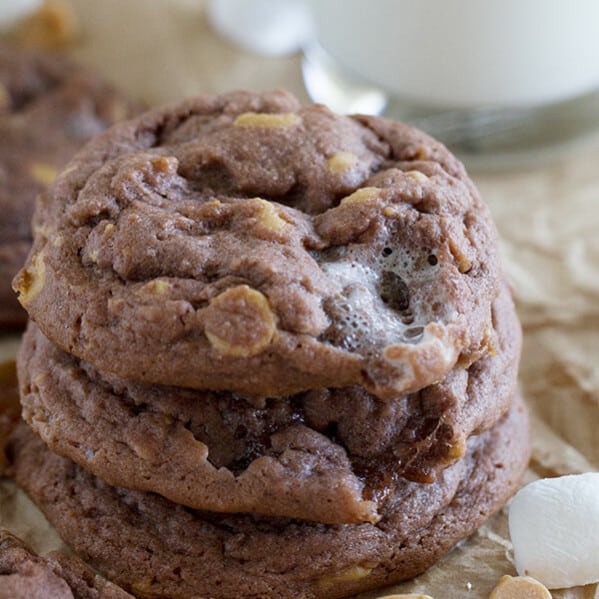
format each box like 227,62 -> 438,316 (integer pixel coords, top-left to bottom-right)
509,473 -> 599,589
0,0 -> 42,30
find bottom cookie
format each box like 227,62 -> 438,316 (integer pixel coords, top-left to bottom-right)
9,398 -> 529,599
0,529 -> 132,599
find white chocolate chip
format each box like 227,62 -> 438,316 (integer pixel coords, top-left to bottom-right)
509,473 -> 599,589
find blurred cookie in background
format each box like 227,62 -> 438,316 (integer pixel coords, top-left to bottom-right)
1,0 -> 78,50
0,42 -> 141,328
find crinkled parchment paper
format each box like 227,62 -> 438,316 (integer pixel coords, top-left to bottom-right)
2,2 -> 599,597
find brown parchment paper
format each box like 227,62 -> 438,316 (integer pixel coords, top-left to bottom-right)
2,1 -> 599,597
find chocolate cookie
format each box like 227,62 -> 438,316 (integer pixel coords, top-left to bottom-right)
9,398 -> 529,599
19,284 -> 520,524
0,42 -> 140,328
15,90 -> 500,398
0,530 -> 132,598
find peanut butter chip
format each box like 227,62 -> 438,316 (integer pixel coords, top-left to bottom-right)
144,279 -> 170,295
458,257 -> 472,273
137,279 -> 171,297
204,286 -> 276,358
489,575 -> 552,599
327,151 -> 357,173
150,155 -> 177,174
15,251 -> 46,306
317,566 -> 372,589
447,438 -> 467,459
234,112 -> 300,128
254,198 -> 288,232
448,239 -> 472,273
340,187 -> 381,205
412,146 -> 428,160
404,170 -> 429,182
30,162 -> 58,186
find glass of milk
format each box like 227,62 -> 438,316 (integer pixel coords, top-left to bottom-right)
302,0 -> 599,163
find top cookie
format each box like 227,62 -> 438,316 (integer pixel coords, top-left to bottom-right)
15,90 -> 500,398
0,43 -> 140,328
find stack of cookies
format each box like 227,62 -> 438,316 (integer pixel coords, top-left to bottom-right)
9,90 -> 529,599
0,43 -> 140,329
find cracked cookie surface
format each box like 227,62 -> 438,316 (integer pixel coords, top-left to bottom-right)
19,284 -> 519,524
15,90 -> 500,398
9,398 -> 529,599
